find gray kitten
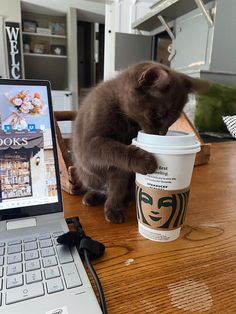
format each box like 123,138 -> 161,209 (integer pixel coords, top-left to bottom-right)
72,62 -> 209,223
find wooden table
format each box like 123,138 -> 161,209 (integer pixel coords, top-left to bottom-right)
62,141 -> 236,314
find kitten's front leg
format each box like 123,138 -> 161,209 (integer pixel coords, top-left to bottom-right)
105,169 -> 133,223
87,137 -> 157,174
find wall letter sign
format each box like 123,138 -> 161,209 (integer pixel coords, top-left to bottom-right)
5,22 -> 23,79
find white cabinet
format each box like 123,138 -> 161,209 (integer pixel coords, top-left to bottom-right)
51,90 -> 73,135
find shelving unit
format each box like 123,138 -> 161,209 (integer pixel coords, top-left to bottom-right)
22,31 -> 66,39
132,0 -> 213,33
24,52 -> 67,58
21,10 -> 68,90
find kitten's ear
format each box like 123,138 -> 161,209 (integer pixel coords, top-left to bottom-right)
138,67 -> 170,89
183,75 -> 210,94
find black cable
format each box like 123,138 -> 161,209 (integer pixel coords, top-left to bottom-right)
63,217 -> 108,314
84,249 -> 108,314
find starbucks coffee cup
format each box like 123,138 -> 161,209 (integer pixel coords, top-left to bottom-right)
132,130 -> 201,242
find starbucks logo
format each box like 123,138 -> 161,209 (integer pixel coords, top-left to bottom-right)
136,183 -> 190,230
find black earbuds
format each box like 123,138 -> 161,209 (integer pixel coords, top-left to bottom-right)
57,217 -> 105,260
57,231 -> 81,247
58,216 -> 107,314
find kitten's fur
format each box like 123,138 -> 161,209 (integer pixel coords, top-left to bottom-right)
72,62 -> 209,223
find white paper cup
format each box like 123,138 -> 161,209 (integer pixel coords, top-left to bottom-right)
132,130 -> 201,242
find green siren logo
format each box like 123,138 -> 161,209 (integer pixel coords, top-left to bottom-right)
136,182 -> 190,230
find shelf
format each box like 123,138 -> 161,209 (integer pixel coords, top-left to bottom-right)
22,31 -> 66,39
21,9 -> 69,90
4,184 -> 29,186
132,0 -> 213,32
24,53 -> 67,59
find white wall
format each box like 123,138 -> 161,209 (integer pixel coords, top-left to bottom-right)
104,0 -> 154,80
22,0 -> 105,16
0,16 -> 7,78
0,0 -> 22,78
0,0 -> 22,22
67,7 -> 78,108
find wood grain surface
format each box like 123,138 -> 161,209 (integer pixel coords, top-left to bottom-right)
62,141 -> 236,314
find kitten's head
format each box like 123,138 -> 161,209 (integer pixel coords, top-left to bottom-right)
132,62 -> 210,135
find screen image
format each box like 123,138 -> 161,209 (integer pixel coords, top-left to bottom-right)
0,84 -> 59,210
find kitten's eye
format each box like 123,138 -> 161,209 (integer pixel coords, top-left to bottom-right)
161,83 -> 170,93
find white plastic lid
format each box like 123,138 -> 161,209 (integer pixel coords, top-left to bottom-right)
132,130 -> 201,155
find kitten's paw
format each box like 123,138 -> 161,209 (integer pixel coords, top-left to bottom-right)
68,166 -> 87,195
82,191 -> 106,206
129,147 -> 157,175
105,207 -> 127,224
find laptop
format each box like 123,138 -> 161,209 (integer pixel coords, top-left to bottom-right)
0,79 -> 102,314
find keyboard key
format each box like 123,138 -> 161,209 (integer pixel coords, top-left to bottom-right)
42,256 -> 57,268
52,231 -> 64,238
6,274 -> 23,289
0,257 -> 4,266
53,239 -> 60,246
0,248 -> 4,256
0,242 -> 5,247
56,246 -> 73,264
41,247 -> 55,258
39,239 -> 53,248
25,250 -> 39,261
7,263 -> 23,276
26,270 -> 42,284
44,267 -> 60,280
46,278 -> 64,294
0,292 -> 1,306
7,253 -> 22,264
0,279 -> 2,290
25,259 -> 41,272
38,234 -> 51,240
0,267 -> 3,277
7,244 -> 22,254
6,282 -> 44,304
61,263 -> 82,289
24,242 -> 38,251
8,240 -> 21,246
23,237 -> 37,243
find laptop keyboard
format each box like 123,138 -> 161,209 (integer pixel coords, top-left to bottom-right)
0,231 -> 83,306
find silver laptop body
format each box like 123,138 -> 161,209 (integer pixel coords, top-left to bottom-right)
0,79 -> 102,314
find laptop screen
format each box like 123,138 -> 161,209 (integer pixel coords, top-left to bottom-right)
0,79 -> 63,220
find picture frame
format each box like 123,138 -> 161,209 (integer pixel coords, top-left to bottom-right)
49,22 -> 66,36
32,40 -> 49,54
23,19 -> 37,33
50,45 -> 66,56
